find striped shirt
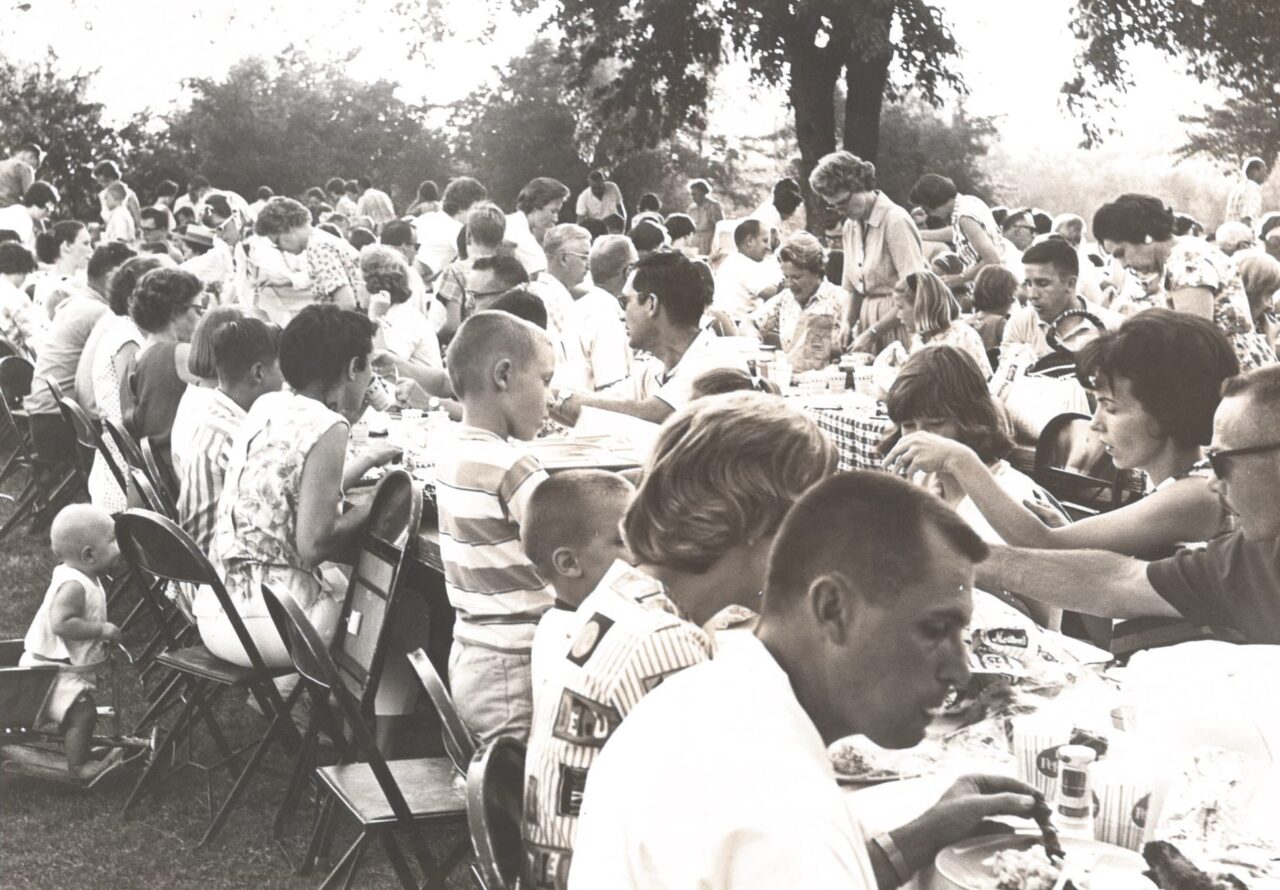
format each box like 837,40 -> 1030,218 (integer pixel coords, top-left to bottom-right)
434,425 -> 554,651
522,560 -> 711,889
177,388 -> 246,557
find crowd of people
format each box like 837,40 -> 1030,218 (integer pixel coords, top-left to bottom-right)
6,136 -> 1280,887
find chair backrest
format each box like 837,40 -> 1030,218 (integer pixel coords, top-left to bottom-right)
467,736 -> 527,890
141,436 -> 177,503
331,470 -> 422,712
407,648 -> 476,776
1033,412 -> 1133,518
0,337 -> 15,361
58,397 -> 124,492
42,375 -> 66,406
101,417 -> 147,473
115,509 -> 273,677
129,466 -> 176,519
0,354 -> 34,405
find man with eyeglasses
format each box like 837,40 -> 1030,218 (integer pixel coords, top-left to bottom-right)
531,223 -> 591,342
465,254 -> 530,313
975,364 -> 1280,644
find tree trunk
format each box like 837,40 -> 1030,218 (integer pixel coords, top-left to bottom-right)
787,37 -> 842,233
843,51 -> 892,163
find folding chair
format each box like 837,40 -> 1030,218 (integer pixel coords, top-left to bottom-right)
262,586 -> 469,890
102,417 -> 169,504
141,436 -> 178,506
0,357 -> 81,540
130,462 -> 176,520
466,737 -> 527,890
407,647 -> 475,778
1033,412 -> 1141,520
58,397 -> 128,498
273,470 -> 424,867
114,509 -> 301,847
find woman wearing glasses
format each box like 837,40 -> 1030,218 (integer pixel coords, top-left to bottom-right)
885,310 -> 1239,558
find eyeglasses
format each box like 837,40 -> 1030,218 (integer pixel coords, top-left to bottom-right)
1009,224 -> 1037,233
1206,441 -> 1280,478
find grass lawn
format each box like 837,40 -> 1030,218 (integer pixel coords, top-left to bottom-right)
0,468 -> 474,890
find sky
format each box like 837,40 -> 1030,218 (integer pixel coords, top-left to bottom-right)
1,0 -> 1223,159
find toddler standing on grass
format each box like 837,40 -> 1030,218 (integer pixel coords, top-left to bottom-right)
20,504 -> 123,780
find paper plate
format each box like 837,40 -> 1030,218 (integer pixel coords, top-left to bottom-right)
935,830 -> 1148,890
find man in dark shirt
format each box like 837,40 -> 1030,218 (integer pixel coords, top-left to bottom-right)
977,364 -> 1280,644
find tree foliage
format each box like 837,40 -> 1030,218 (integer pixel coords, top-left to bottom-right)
1177,93 -> 1280,169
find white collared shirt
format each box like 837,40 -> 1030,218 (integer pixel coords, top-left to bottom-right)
613,327 -> 750,413
570,632 -> 878,889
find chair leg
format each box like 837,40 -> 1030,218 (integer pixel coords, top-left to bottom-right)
303,793 -> 339,876
319,834 -> 368,890
123,677 -> 206,815
380,830 -> 422,890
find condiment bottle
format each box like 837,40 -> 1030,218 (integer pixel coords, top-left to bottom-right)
1054,744 -> 1097,839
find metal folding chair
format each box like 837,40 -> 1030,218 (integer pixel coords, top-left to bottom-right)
115,509 -> 301,847
0,357 -> 82,540
407,647 -> 475,778
141,435 -> 178,506
467,737 -> 527,890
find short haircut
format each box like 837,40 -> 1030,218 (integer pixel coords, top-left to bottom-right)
103,181 -> 127,201
603,213 -> 626,234
466,201 -> 506,248
486,287 -> 547,329
581,218 -> 607,240
129,268 -> 203,334
254,197 -> 311,236
0,230 -> 17,243
587,170 -> 605,184
16,143 -> 42,159
1032,210 -> 1052,235
906,270 -> 956,338
305,186 -> 326,203
664,213 -> 696,241
589,234 -> 637,284
213,317 -> 281,382
204,194 -> 232,221
688,179 -> 710,194
638,193 -> 661,212
624,392 -> 837,574
93,160 -> 121,180
155,180 -> 180,199
256,186 -> 274,200
761,471 -> 988,612
1052,213 -> 1085,239
471,253 -> 529,290
174,207 -> 196,225
973,265 -> 1019,313
1002,207 -> 1034,231
1262,213 -> 1280,241
1245,158 -> 1266,176
1173,213 -> 1203,237
379,219 -> 415,247
317,223 -> 342,239
1075,308 -> 1238,448
516,177 -> 570,214
344,180 -> 360,194
885,345 -> 1012,464
445,310 -> 549,399
542,223 -> 590,257
87,241 -> 136,288
733,218 -> 764,248
448,176 -> 491,218
0,241 -> 36,275
140,206 -> 169,231
325,176 -> 346,194
1021,238 -> 1079,279
187,306 -> 244,378
522,470 -> 635,573
279,303 -> 376,391
188,174 -> 210,191
1221,364 -> 1280,421
809,151 -> 876,198
908,173 -> 958,210
360,244 -> 413,305
35,220 -> 86,264
631,251 -> 705,327
416,180 -> 439,203
931,251 -> 964,278
690,367 -> 780,399
1091,194 -> 1176,245
348,227 -> 377,250
629,220 -> 666,253
105,255 -> 161,315
22,181 -> 59,208
777,232 -> 825,276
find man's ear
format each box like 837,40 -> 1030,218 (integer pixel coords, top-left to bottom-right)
347,355 -> 363,382
551,546 -> 583,579
807,571 -> 858,646
492,357 -> 513,391
644,293 -> 660,318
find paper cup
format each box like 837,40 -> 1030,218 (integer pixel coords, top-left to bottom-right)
1010,713 -> 1074,797
854,366 -> 876,396
1092,758 -> 1163,851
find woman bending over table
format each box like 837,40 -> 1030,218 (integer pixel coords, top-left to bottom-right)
205,304 -> 401,670
885,310 -> 1239,558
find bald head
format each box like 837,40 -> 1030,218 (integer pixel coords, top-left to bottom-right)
50,504 -> 117,565
589,234 -> 638,295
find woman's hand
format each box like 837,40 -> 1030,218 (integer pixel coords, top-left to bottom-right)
883,431 -> 975,478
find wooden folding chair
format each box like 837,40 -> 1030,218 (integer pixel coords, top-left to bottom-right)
262,586 -> 469,890
407,648 -> 475,778
114,509 -> 301,847
466,736 -> 527,890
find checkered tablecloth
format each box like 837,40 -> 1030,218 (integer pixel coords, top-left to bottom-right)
798,402 -> 894,472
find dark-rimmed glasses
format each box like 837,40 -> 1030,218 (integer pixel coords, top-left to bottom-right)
1206,442 -> 1280,478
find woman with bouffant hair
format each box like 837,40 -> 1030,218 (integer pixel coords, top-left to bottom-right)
809,151 -> 925,354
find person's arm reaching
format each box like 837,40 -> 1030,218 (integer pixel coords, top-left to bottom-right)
551,388 -> 674,425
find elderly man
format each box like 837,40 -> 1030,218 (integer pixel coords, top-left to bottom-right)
526,393 -> 837,887
572,471 -> 1042,889
0,143 -> 41,208
557,234 -> 635,391
549,252 -> 748,425
531,223 -> 590,340
978,364 -> 1280,644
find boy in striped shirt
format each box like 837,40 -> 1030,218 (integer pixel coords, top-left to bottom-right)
435,311 -> 557,742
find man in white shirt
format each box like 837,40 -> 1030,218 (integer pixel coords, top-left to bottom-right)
173,175 -> 211,220
0,181 -> 57,250
1225,157 -> 1266,227
574,170 -> 625,227
712,218 -> 781,323
530,223 -> 588,342
572,471 -> 1043,890
558,234 -> 634,391
550,252 -> 749,425
414,176 -> 488,281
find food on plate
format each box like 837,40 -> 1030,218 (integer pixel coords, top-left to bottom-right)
984,844 -> 1063,890
1142,842 -> 1249,890
828,735 -> 938,781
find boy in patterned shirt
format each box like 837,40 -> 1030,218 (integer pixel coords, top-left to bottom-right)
434,311 -> 556,743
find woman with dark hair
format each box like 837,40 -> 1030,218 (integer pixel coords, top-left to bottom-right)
121,268 -> 207,478
209,304 -> 402,670
885,309 -> 1239,556
86,255 -> 170,511
509,176 -> 570,275
1092,192 -> 1275,370
407,179 -> 440,217
32,220 -> 92,325
0,241 -> 38,354
665,213 -> 698,258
